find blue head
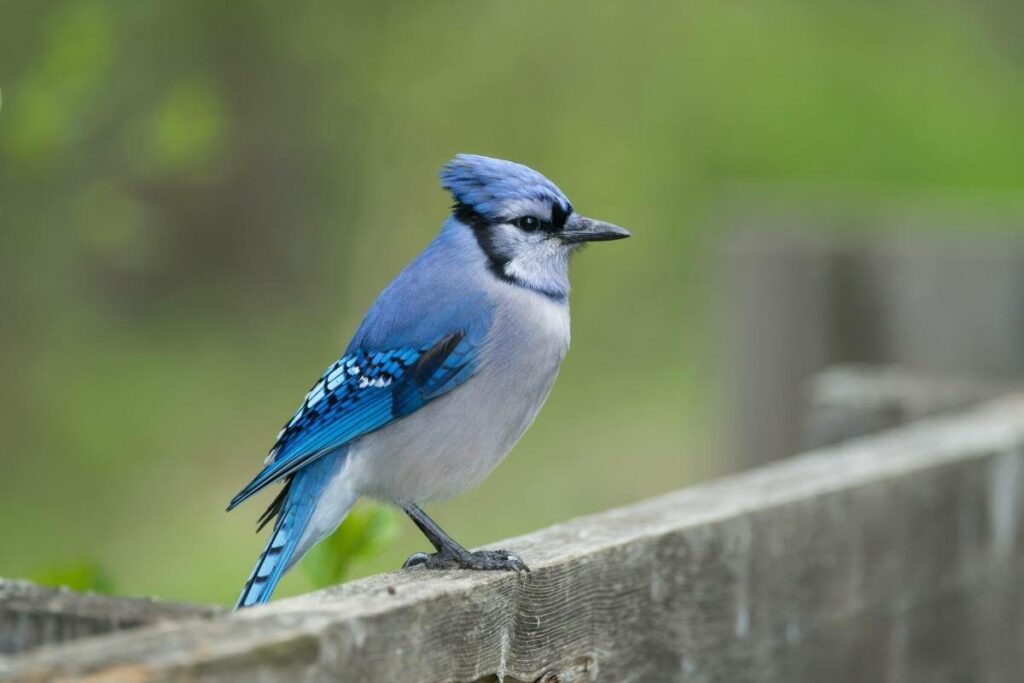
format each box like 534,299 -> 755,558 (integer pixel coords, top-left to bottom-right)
440,154 -> 630,300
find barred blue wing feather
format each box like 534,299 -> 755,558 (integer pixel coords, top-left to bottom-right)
227,332 -> 474,512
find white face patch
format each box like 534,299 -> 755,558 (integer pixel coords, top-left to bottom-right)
457,195 -> 576,300
488,223 -> 572,299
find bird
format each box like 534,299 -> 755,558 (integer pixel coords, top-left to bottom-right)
228,153 -> 630,608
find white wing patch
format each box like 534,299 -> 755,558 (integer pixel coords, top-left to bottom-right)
358,375 -> 392,389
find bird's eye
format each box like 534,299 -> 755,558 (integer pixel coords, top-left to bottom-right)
515,216 -> 540,232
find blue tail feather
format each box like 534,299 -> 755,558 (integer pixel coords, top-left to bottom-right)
235,451 -> 351,609
236,498 -> 312,608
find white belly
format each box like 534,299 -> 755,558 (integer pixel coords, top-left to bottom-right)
346,290 -> 570,504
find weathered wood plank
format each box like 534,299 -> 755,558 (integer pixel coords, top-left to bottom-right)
0,580 -> 221,656
4,396 -> 1024,681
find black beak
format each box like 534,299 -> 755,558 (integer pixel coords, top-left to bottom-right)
559,215 -> 632,244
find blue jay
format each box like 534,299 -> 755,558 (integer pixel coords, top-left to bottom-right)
228,154 -> 630,608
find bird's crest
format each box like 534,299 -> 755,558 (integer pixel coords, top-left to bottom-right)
440,154 -> 571,220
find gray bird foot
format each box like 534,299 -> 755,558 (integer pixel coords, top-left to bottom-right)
402,548 -> 530,572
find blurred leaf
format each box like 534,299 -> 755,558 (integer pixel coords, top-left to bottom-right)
32,560 -> 116,595
146,76 -> 226,174
301,502 -> 400,589
4,0 -> 116,162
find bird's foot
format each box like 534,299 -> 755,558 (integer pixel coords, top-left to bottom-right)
402,548 -> 530,572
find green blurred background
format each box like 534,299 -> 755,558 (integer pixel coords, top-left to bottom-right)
2,0 -> 1023,605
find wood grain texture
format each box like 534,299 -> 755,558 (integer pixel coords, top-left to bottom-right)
3,395 -> 1024,682
0,580 -> 221,656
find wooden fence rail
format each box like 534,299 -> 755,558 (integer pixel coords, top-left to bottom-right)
2,372 -> 1023,682
0,580 -> 219,658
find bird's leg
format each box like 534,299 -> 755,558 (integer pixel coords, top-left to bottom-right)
401,504 -> 530,572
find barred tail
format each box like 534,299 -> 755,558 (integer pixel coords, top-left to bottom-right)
235,498 -> 310,609
234,451 -> 354,609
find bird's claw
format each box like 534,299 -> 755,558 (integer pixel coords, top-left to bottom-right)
402,552 -> 431,569
401,548 -> 530,573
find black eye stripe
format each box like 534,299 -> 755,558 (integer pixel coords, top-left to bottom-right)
456,199 -> 572,247
511,213 -> 571,233
551,203 -> 571,230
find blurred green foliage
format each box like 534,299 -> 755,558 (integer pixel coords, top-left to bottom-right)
2,0 -> 1024,606
32,560 -> 116,595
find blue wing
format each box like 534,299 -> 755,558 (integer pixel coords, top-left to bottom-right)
227,331 -> 476,511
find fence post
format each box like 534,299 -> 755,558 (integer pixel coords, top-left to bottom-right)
723,220 -> 1024,469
